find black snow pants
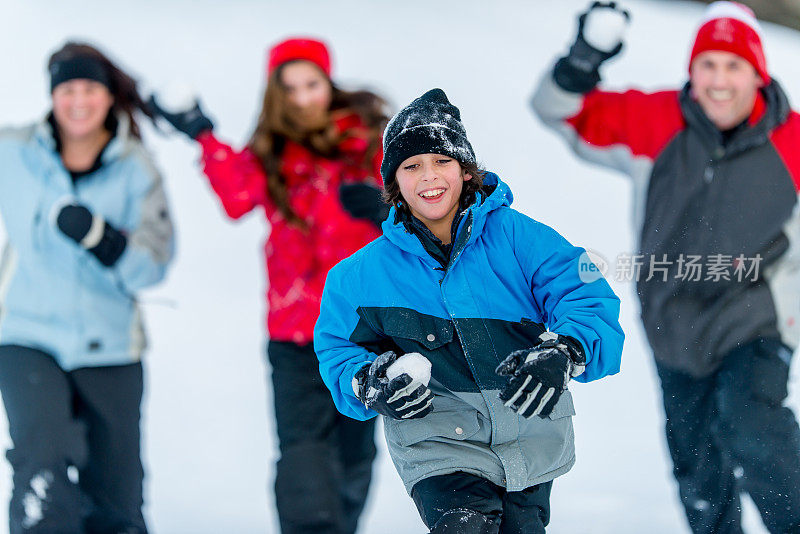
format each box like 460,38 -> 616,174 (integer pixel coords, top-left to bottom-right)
267,340 -> 376,534
0,344 -> 147,534
656,337 -> 800,534
411,471 -> 552,534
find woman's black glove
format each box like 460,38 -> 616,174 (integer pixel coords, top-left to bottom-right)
339,182 -> 391,228
56,204 -> 127,267
149,94 -> 214,140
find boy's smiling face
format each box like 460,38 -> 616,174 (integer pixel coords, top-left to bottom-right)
395,153 -> 472,244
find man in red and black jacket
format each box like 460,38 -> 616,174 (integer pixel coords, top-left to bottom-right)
532,2 -> 800,532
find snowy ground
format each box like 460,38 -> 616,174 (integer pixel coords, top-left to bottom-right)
1,0 -> 799,532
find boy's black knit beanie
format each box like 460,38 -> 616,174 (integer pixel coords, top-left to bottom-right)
380,88 -> 476,187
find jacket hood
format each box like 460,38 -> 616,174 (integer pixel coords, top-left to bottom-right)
381,172 -> 512,260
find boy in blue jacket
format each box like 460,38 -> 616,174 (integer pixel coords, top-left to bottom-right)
314,88 -> 624,533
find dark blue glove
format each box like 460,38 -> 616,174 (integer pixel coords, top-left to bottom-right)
554,1 -> 631,93
352,351 -> 434,420
149,94 -> 214,140
496,332 -> 586,418
56,204 -> 127,267
339,182 -> 390,229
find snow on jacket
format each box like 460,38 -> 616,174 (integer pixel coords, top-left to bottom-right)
314,174 -> 624,493
0,115 -> 174,371
532,74 -> 800,377
197,111 -> 383,344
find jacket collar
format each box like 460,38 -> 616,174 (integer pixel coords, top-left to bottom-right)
679,79 -> 790,159
398,193 -> 472,269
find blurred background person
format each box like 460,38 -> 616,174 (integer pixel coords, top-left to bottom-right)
0,41 -> 174,533
532,2 -> 800,533
150,37 -> 389,534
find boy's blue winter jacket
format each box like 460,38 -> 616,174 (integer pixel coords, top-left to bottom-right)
0,116 -> 174,371
314,173 -> 624,493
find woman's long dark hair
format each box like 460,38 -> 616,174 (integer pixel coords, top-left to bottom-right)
249,62 -> 388,228
48,41 -> 155,139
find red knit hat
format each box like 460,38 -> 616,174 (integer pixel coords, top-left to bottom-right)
267,37 -> 331,77
689,1 -> 769,83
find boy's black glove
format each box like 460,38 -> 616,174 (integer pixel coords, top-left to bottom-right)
148,94 -> 214,140
496,332 -> 586,419
339,182 -> 391,229
56,204 -> 127,267
352,351 -> 434,420
554,1 -> 630,93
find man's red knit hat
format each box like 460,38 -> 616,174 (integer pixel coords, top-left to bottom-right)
267,37 -> 331,77
689,1 -> 769,84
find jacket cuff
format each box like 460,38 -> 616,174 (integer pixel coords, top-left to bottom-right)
553,57 -> 601,94
560,334 -> 587,366
195,129 -> 217,146
540,331 -> 587,366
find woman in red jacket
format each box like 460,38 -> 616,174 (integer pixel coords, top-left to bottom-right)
151,38 -> 388,534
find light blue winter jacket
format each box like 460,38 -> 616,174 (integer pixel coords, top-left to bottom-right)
315,174 -> 624,492
0,115 -> 174,370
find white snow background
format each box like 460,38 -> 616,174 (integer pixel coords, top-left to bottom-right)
1,0 -> 799,532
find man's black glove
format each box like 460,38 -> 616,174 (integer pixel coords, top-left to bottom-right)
148,94 -> 214,140
56,204 -> 127,267
352,351 -> 434,420
554,1 -> 630,93
496,332 -> 586,418
339,182 -> 391,229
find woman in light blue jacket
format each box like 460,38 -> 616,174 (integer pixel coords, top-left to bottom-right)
0,42 -> 173,533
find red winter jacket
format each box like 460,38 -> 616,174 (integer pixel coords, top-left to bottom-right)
197,111 -> 383,344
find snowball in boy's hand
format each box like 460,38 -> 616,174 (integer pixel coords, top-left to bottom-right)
583,8 -> 629,52
386,352 -> 431,387
155,81 -> 198,113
